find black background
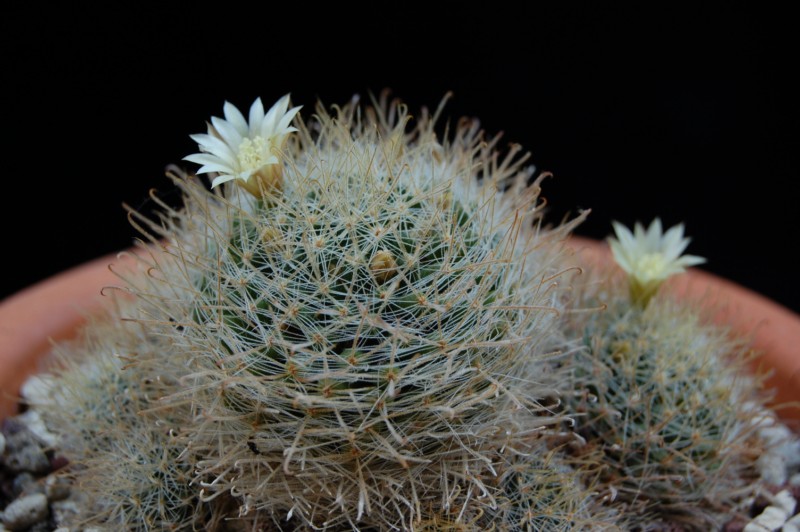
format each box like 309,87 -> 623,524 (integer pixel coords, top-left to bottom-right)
3,5 -> 798,312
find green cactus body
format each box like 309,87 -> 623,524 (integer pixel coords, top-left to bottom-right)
567,289 -> 767,529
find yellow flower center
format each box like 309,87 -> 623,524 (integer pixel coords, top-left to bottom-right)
633,252 -> 668,281
237,136 -> 274,172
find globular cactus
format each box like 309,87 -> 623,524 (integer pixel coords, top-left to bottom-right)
169,95 -> 588,528
563,225 -> 771,530
107,94 -> 587,529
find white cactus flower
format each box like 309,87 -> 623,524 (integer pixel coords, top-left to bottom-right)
184,94 -> 301,197
609,218 -> 705,306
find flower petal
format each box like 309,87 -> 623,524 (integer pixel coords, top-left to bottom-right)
612,221 -> 636,251
609,218 -> 706,306
676,254 -> 706,268
210,116 -> 244,149
277,105 -> 302,132
644,218 -> 663,252
609,239 -> 633,273
262,94 -> 292,133
248,98 -> 266,136
211,174 -> 238,188
190,133 -> 237,161
223,101 -> 249,136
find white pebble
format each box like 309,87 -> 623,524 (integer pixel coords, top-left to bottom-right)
19,374 -> 56,406
783,438 -> 800,468
16,410 -> 57,449
759,420 -> 791,445
772,489 -> 797,514
1,493 -> 48,530
50,499 -> 79,528
743,505 -> 790,532
770,429 -> 800,470
786,512 -> 800,529
757,451 -> 788,486
743,522 -> 771,532
3,444 -> 49,475
784,522 -> 800,532
750,408 -> 800,484
744,490 -> 797,532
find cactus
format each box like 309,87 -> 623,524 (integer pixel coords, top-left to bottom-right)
37,94 -> 589,530
165,96 -> 586,529
564,273 -> 770,529
40,303 -> 214,529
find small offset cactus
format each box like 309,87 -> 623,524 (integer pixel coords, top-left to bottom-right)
41,303 -> 208,529
563,221 -> 770,529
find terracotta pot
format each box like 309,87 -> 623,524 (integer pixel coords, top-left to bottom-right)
0,252 -> 132,418
1,239 -> 799,422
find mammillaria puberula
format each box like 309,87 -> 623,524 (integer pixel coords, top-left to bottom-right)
42,94 -> 595,530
